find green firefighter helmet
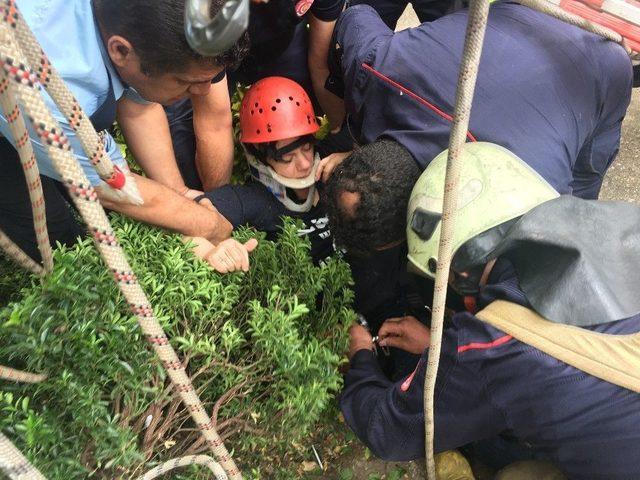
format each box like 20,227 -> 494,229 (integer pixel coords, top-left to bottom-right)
407,142 -> 559,278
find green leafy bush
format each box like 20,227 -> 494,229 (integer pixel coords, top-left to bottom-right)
0,215 -> 353,479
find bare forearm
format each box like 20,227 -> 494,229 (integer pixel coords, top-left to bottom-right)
98,174 -> 232,242
308,15 -> 346,129
310,66 -> 346,129
117,99 -> 186,192
194,128 -> 234,189
192,80 -> 234,190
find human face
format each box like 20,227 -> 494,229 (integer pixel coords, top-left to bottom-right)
107,35 -> 223,105
125,62 -> 222,105
267,137 -> 315,180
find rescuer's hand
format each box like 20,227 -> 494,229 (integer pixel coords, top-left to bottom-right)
348,324 -> 374,360
378,316 -> 430,354
316,151 -> 351,183
181,187 -> 204,201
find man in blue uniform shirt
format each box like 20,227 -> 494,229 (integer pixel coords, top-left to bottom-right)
341,143 -> 640,479
0,0 -> 248,262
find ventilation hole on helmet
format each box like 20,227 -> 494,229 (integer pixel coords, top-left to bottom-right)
267,127 -> 272,133
256,129 -> 261,135
307,118 -> 311,124
271,106 -> 276,111
304,99 -> 308,104
259,108 -> 263,114
276,98 -> 281,103
251,110 -> 254,115
289,96 -> 294,101
296,101 -> 300,106
254,102 -> 258,107
428,258 -> 437,274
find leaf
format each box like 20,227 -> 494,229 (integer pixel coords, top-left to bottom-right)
339,468 -> 355,480
387,467 -> 407,480
302,461 -> 317,472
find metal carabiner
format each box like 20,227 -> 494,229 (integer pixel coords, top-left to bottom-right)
184,0 -> 249,56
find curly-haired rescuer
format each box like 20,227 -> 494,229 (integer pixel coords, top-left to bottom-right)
324,139 -> 420,256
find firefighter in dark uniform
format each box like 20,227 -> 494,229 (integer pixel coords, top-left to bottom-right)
341,143 -> 640,479
326,1 -> 632,202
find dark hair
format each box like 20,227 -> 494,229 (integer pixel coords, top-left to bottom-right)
324,139 -> 420,255
243,135 -> 316,165
94,0 -> 249,75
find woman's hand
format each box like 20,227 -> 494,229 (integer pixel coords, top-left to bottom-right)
205,238 -> 259,273
184,236 -> 258,273
315,151 -> 351,183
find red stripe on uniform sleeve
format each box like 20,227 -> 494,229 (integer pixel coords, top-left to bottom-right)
361,63 -> 478,142
457,334 -> 513,353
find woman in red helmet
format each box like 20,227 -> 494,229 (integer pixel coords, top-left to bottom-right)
192,77 -> 348,273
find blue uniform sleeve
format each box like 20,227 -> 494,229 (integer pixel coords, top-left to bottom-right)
0,103 -> 126,187
310,0 -> 345,21
340,325 -> 508,460
333,5 -> 393,111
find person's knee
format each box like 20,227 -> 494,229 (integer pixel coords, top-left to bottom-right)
495,460 -> 567,480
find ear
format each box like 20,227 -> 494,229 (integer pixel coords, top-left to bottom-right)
106,35 -> 135,68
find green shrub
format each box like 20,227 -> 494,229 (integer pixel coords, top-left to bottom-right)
0,215 -> 353,479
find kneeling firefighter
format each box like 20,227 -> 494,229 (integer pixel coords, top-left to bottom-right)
340,142 -> 640,479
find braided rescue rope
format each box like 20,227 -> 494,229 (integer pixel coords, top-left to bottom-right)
0,4 -> 241,479
0,68 -> 53,272
137,455 -> 228,480
0,366 -> 47,384
0,229 -> 43,276
0,433 -> 46,480
423,0 -> 491,477
517,0 -> 628,51
1,0 -> 142,205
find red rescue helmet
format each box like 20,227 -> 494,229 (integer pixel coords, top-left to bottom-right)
240,76 -> 319,144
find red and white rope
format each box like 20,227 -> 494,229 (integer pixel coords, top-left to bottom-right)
0,365 -> 47,384
137,455 -> 228,480
0,433 -> 46,480
422,0 -> 491,477
0,66 -> 53,272
0,229 -> 43,276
